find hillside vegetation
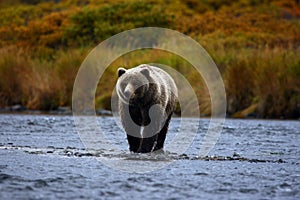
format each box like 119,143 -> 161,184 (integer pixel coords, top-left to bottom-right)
0,0 -> 299,118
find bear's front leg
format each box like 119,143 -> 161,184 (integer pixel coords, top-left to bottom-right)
154,114 -> 172,151
137,134 -> 158,153
138,115 -> 162,153
120,103 -> 142,152
127,134 -> 142,152
122,118 -> 141,152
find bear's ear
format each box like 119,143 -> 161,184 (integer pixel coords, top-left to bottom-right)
141,68 -> 150,77
118,67 -> 127,77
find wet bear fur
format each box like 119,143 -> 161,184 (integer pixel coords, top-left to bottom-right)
116,64 -> 177,153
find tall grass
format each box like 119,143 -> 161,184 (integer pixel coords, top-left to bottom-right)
0,45 -> 299,118
0,47 -> 85,110
221,46 -> 300,118
0,47 -> 29,106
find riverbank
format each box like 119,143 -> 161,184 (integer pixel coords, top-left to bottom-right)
1,104 -> 300,120
0,105 -> 111,116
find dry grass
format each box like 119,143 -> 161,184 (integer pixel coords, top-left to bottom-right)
222,46 -> 300,118
1,44 -> 299,118
0,47 -> 85,110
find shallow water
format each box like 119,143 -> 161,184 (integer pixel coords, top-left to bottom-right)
0,114 -> 300,199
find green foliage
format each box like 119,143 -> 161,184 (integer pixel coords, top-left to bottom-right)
63,2 -> 174,47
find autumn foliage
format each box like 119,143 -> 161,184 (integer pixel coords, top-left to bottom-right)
0,0 -> 299,118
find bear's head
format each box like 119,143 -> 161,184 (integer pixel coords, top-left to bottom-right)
116,66 -> 151,105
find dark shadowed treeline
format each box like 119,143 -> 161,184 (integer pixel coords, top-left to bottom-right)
0,0 -> 299,118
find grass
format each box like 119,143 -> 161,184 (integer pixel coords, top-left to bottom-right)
0,0 -> 299,118
222,46 -> 300,118
0,47 -> 86,110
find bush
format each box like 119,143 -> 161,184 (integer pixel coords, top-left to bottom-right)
63,2 -> 174,46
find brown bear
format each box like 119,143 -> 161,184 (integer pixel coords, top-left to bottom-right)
116,64 -> 178,153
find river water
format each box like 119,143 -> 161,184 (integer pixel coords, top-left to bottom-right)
0,114 -> 299,199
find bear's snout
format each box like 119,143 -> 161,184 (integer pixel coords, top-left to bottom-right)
124,90 -> 132,99
124,84 -> 135,99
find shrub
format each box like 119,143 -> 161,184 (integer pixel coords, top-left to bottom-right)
63,1 -> 174,47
